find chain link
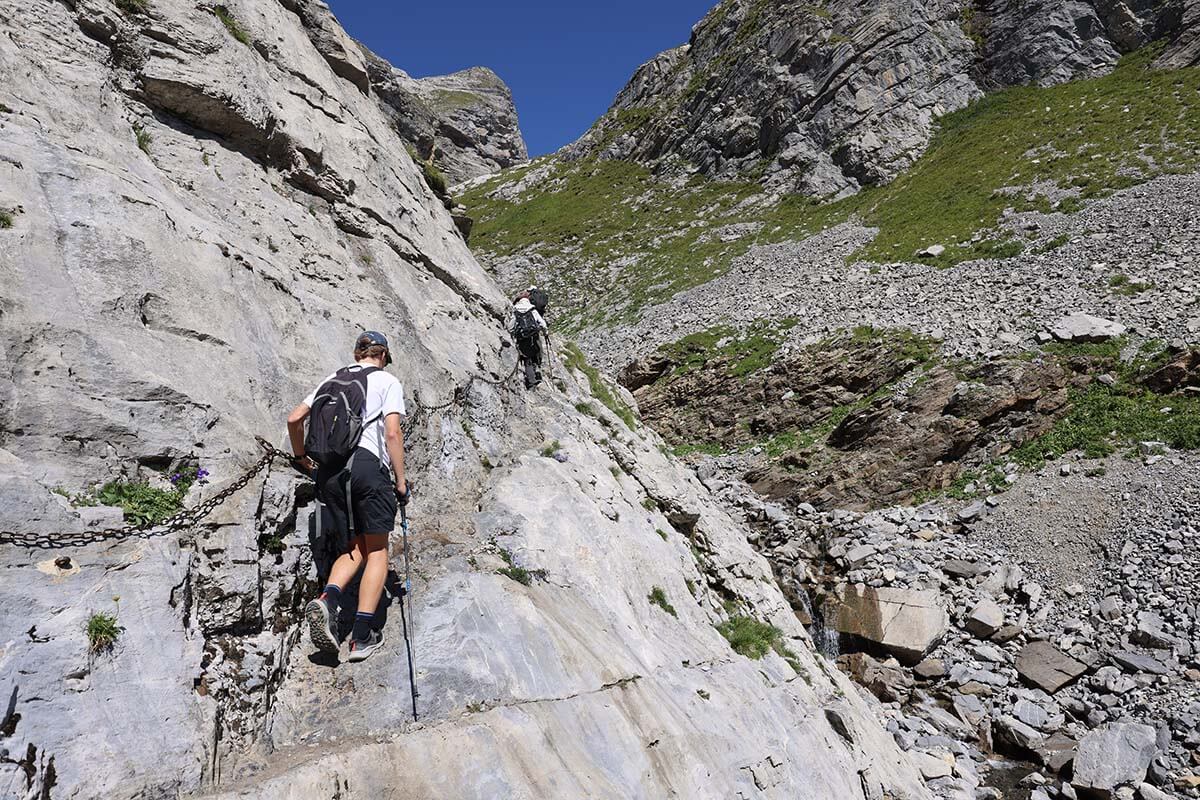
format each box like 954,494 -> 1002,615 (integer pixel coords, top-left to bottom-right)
0,350 -> 529,550
0,439 -> 295,550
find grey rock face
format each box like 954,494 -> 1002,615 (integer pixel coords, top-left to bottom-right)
365,52 -> 528,184
0,1 -> 923,798
560,0 -> 1195,199
980,0 -> 1123,87
567,0 -> 981,198
1073,722 -> 1159,798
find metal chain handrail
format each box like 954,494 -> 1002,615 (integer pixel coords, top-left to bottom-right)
0,349 -> 529,550
0,437 -> 295,550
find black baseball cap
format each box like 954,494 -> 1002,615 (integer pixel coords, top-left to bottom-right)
356,330 -> 392,365
357,330 -> 389,349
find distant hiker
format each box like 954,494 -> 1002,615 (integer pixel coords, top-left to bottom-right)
287,331 -> 408,663
512,289 -> 548,388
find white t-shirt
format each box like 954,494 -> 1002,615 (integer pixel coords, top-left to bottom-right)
304,364 -> 406,468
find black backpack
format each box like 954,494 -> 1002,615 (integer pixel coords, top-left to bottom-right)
513,309 -> 541,341
528,288 -> 549,317
304,366 -> 380,468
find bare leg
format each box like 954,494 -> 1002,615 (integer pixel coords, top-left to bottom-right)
355,533 -> 390,615
327,538 -> 368,590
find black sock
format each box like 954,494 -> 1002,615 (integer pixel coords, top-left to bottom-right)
352,612 -> 374,642
321,584 -> 342,608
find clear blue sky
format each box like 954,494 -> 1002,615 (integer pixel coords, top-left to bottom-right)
328,1 -> 717,157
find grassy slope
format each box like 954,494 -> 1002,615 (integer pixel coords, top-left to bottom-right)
462,46 -> 1200,329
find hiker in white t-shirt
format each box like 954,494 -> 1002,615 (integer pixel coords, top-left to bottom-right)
286,330 -> 407,663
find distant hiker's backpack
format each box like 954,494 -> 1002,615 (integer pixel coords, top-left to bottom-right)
528,288 -> 549,317
528,286 -> 549,314
513,309 -> 540,341
304,366 -> 380,467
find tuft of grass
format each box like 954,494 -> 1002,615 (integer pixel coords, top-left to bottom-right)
540,440 -> 562,458
0,103 -> 12,114
1108,273 -> 1153,295
258,531 -> 285,555
86,464 -> 204,527
406,144 -> 449,197
95,480 -> 182,526
655,528 -> 669,541
684,578 -> 697,596
641,496 -> 659,511
648,586 -> 677,617
562,342 -> 637,428
86,612 -> 120,653
696,688 -> 711,699
1034,233 -> 1071,254
213,6 -> 250,45
116,0 -> 149,14
133,124 -> 152,154
716,615 -> 784,660
497,548 -> 544,586
0,210 -> 12,229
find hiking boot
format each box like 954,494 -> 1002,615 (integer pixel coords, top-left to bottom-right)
346,629 -> 385,663
305,594 -> 339,653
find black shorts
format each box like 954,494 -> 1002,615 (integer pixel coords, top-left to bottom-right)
316,449 -> 397,553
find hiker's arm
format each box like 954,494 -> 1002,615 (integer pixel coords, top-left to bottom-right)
385,413 -> 406,494
287,403 -> 316,472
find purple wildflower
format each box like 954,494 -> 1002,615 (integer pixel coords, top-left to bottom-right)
197,468 -> 210,481
170,473 -> 182,485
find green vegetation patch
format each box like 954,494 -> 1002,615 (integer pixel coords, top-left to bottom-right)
661,318 -> 797,378
1013,382 -> 1200,468
648,586 -> 677,617
430,89 -> 483,111
563,342 -> 637,428
497,548 -> 545,586
116,0 -> 149,14
82,464 -> 206,527
86,612 -> 120,653
213,6 -> 250,46
540,439 -> 562,458
133,124 -> 152,154
406,145 -> 450,197
1108,273 -> 1153,295
463,47 -> 1200,326
716,615 -> 784,659
0,210 -> 12,229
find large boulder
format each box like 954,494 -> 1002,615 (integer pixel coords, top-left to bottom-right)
829,584 -> 949,664
1072,722 -> 1159,798
1016,640 -> 1089,693
1049,313 -> 1127,343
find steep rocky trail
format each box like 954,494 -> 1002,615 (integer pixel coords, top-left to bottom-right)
0,1 -> 936,799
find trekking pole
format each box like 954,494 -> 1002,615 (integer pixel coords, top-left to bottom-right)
397,501 -> 419,719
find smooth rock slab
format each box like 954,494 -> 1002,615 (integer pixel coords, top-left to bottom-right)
830,584 -> 949,665
1072,722 -> 1158,798
1049,312 -> 1127,343
1016,640 -> 1089,693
